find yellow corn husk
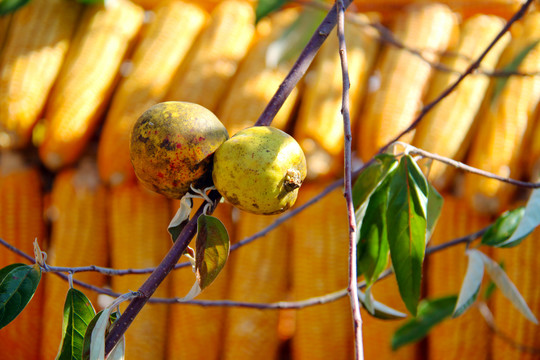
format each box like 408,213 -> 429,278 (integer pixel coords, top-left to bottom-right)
0,13 -> 12,53
38,0 -> 144,171
413,14 -> 510,188
109,182 -> 171,360
167,199 -> 235,360
290,182 -> 352,360
216,9 -> 299,136
357,3 -> 457,162
294,14 -> 380,180
0,0 -> 81,149
464,11 -> 540,214
0,151 -> 45,360
165,0 -> 255,112
189,0 -> 256,12
425,195 -> 492,359
97,1 -> 207,186
491,225 -> 540,360
221,211 -> 289,360
40,159 -> 108,359
528,110 -> 540,181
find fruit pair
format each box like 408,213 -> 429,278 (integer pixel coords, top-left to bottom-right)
129,101 -> 306,215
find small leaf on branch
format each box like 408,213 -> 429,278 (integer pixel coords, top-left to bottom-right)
56,288 -> 96,360
497,188 -> 540,247
387,155 -> 429,316
481,207 -> 525,247
195,215 -> 230,291
168,196 -> 193,243
0,263 -> 41,329
82,310 -> 120,360
478,252 -> 538,324
391,295 -> 457,350
426,184 -> 443,243
255,0 -> 289,23
453,249 -> 484,317
358,289 -> 407,320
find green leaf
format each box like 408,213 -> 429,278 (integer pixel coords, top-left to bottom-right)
498,188 -> 540,247
426,184 -> 443,243
391,295 -> 457,350
386,155 -> 429,316
255,0 -> 289,23
483,262 -> 504,300
0,0 -> 30,15
56,288 -> 96,360
356,177 -> 391,287
266,7 -> 326,67
82,310 -> 120,360
478,252 -> 538,324
75,0 -> 105,4
453,250 -> 484,317
481,207 -> 525,247
492,40 -> 540,104
358,289 -> 407,320
195,215 -> 230,291
168,196 -> 193,243
0,263 -> 41,329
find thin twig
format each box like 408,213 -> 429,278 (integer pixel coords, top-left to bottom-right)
336,1 -> 363,359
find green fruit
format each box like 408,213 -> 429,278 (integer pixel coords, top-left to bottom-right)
212,126 -> 307,215
130,101 -> 228,199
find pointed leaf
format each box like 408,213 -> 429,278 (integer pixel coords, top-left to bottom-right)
82,311 -> 120,360
195,215 -> 230,291
478,252 -> 538,324
453,250 -> 484,317
499,188 -> 540,247
56,288 -> 96,360
168,196 -> 193,242
391,295 -> 457,350
0,263 -> 41,329
358,289 -> 407,320
426,184 -> 443,243
255,0 -> 289,22
357,177 -> 390,286
387,155 -> 429,316
352,154 -> 399,211
0,0 -> 30,15
481,207 -> 525,247
266,7 -> 326,67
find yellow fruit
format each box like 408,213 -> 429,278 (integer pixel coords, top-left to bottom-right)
130,101 -> 228,199
212,126 -> 307,215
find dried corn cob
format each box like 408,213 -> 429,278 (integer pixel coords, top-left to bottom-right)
413,14 -> 510,188
0,151 -> 45,360
0,0 -> 81,149
40,159 -> 108,359
426,194 -> 492,359
491,225 -> 540,360
217,8 -> 299,135
290,182 -> 352,360
165,0 -> 255,112
97,1 -> 207,186
167,199 -> 235,360
38,0 -> 144,171
294,14 -> 379,180
464,11 -> 540,214
221,210 -> 289,360
0,13 -> 12,54
357,3 -> 457,162
528,110 -> 540,181
109,182 -> 172,360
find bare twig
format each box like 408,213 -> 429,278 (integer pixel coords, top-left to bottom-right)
336,0 -> 363,359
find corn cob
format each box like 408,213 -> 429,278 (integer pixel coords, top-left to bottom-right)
463,11 -> 540,214
38,0 -> 144,171
290,182 -> 352,360
357,3 -> 457,162
109,181 -> 172,360
216,8 -> 299,135
425,194 -> 492,359
294,14 -> 379,180
0,13 -> 12,54
191,0 -> 256,12
40,159 -> 108,359
491,225 -> 540,360
412,14 -> 510,188
221,210 -> 290,360
0,0 -> 81,149
167,198 -> 235,360
0,151 -> 45,360
165,0 -> 255,112
97,1 -> 207,186
528,109 -> 540,181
